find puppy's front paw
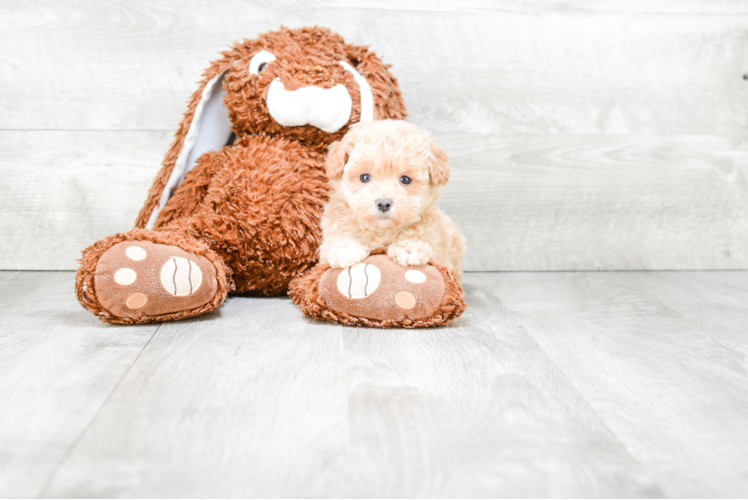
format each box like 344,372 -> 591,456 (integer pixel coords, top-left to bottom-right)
327,241 -> 370,269
388,240 -> 434,267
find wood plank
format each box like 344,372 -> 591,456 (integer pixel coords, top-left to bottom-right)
633,271 -> 748,355
438,133 -> 748,271
4,269 -> 748,496
40,295 -> 354,497
0,131 -> 171,270
0,1 -> 747,133
41,274 -> 660,497
2,131 -> 745,271
333,302 -> 660,497
489,271 -> 748,497
0,271 -> 158,498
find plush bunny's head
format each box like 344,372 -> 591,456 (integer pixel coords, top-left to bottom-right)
221,27 -> 407,144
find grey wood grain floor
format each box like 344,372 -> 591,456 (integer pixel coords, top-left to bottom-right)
1,270 -> 747,498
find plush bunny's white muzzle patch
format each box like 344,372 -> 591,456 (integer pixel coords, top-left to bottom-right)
267,79 -> 352,133
266,60 -> 374,133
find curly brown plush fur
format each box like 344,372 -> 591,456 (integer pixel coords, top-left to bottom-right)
76,26 -> 407,324
153,135 -> 330,295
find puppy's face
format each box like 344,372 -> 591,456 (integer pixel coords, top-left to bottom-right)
326,120 -> 450,230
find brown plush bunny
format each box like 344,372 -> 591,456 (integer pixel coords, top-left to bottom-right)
76,26 -> 465,327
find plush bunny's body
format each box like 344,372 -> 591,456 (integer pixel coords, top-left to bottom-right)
76,27 -> 406,324
77,26 -> 465,327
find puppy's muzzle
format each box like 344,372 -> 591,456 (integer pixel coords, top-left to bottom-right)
376,198 -> 393,213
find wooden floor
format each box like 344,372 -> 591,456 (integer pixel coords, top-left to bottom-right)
1,271 -> 747,498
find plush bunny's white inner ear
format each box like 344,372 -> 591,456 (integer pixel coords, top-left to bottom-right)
145,71 -> 233,229
340,60 -> 373,121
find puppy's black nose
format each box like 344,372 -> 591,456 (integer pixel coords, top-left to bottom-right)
376,198 -> 393,213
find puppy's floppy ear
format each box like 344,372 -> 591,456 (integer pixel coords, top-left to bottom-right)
325,140 -> 349,180
326,124 -> 360,180
428,140 -> 450,187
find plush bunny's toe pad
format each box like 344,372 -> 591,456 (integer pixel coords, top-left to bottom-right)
321,255 -> 445,321
289,254 -> 466,328
93,241 -> 218,321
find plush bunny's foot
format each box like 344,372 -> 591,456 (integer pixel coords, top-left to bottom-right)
76,231 -> 231,324
289,254 -> 466,328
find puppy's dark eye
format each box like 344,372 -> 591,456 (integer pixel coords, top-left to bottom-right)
360,174 -> 371,183
400,176 -> 412,185
258,62 -> 268,72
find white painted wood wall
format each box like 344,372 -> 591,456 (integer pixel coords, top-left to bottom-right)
2,0 -> 747,271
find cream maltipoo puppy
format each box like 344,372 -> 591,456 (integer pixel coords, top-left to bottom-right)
319,119 -> 465,280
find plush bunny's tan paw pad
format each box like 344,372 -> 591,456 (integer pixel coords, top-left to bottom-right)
320,254 -> 445,322
289,254 -> 466,328
93,241 -> 218,320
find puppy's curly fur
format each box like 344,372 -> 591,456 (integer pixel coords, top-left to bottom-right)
319,120 -> 465,280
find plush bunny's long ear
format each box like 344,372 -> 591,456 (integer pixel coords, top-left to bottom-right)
344,45 -> 407,121
135,59 -> 235,229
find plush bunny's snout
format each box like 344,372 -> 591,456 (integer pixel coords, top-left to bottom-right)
265,60 -> 373,133
267,78 -> 352,133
